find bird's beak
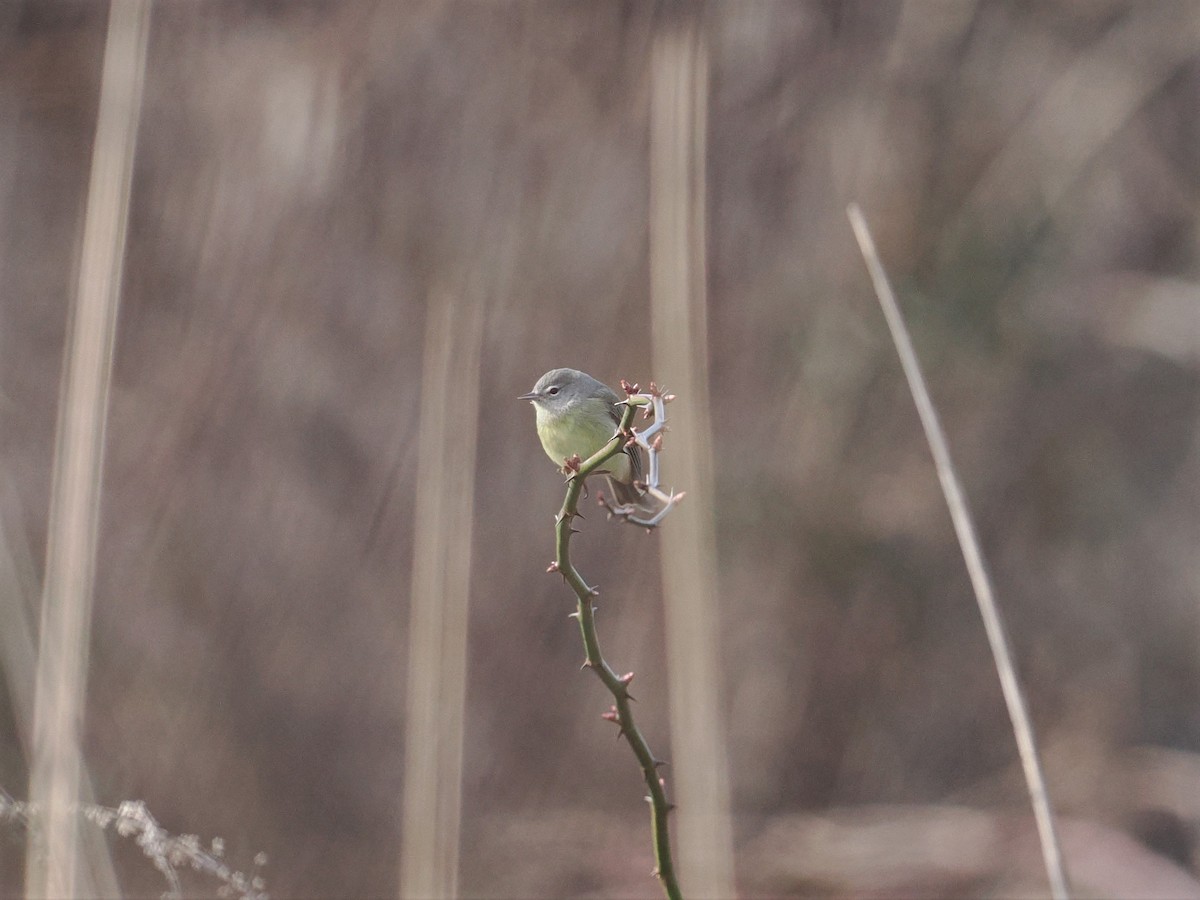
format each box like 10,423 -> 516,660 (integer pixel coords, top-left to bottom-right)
518,391 -> 539,401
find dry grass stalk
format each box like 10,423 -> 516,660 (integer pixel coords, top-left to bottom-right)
848,203 -> 1071,900
649,12 -> 736,899
26,1 -> 151,895
399,293 -> 484,899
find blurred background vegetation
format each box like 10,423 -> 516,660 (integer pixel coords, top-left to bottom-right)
1,1 -> 1199,896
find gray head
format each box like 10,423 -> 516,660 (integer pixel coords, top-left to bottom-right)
518,368 -> 613,413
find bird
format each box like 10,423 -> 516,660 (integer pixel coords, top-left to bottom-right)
519,367 -> 644,507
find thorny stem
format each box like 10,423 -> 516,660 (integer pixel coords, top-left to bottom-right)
553,397 -> 682,900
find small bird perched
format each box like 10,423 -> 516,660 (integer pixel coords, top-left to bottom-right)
519,368 -> 644,507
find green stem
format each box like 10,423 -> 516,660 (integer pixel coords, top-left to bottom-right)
553,399 -> 682,900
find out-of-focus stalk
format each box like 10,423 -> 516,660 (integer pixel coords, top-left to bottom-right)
0,477 -> 119,896
399,293 -> 483,899
26,1 -> 151,896
649,11 -> 736,898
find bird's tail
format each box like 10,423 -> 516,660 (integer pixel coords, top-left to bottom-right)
604,475 -> 644,508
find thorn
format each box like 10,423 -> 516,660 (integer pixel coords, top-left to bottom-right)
588,586 -> 600,597
546,561 -> 559,573
575,508 -> 585,520
569,527 -> 581,535
617,674 -> 636,701
674,491 -> 687,503
615,729 -> 626,742
666,802 -> 677,813
581,480 -> 589,500
652,758 -> 668,769
651,866 -> 661,879
580,660 -> 593,671
663,393 -> 675,403
567,611 -> 579,620
642,404 -> 653,419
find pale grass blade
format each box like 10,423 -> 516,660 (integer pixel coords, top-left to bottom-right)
399,293 -> 483,899
651,15 -> 737,898
26,1 -> 151,896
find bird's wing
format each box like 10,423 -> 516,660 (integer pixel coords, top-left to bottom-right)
602,386 -> 623,425
627,441 -> 643,482
603,388 -> 644,483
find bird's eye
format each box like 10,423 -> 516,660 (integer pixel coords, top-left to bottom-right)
548,386 -> 560,395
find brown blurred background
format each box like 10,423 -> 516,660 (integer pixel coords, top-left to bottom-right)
2,1 -> 1199,897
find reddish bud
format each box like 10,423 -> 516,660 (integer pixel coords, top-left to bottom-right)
564,454 -> 582,473
546,561 -> 559,573
651,434 -> 663,452
663,393 -> 676,403
618,672 -> 635,685
601,706 -> 620,723
620,379 -> 639,396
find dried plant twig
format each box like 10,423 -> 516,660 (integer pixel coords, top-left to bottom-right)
548,388 -> 682,900
848,203 -> 1071,900
597,381 -> 685,528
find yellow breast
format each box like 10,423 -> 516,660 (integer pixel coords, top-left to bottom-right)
534,399 -> 631,481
